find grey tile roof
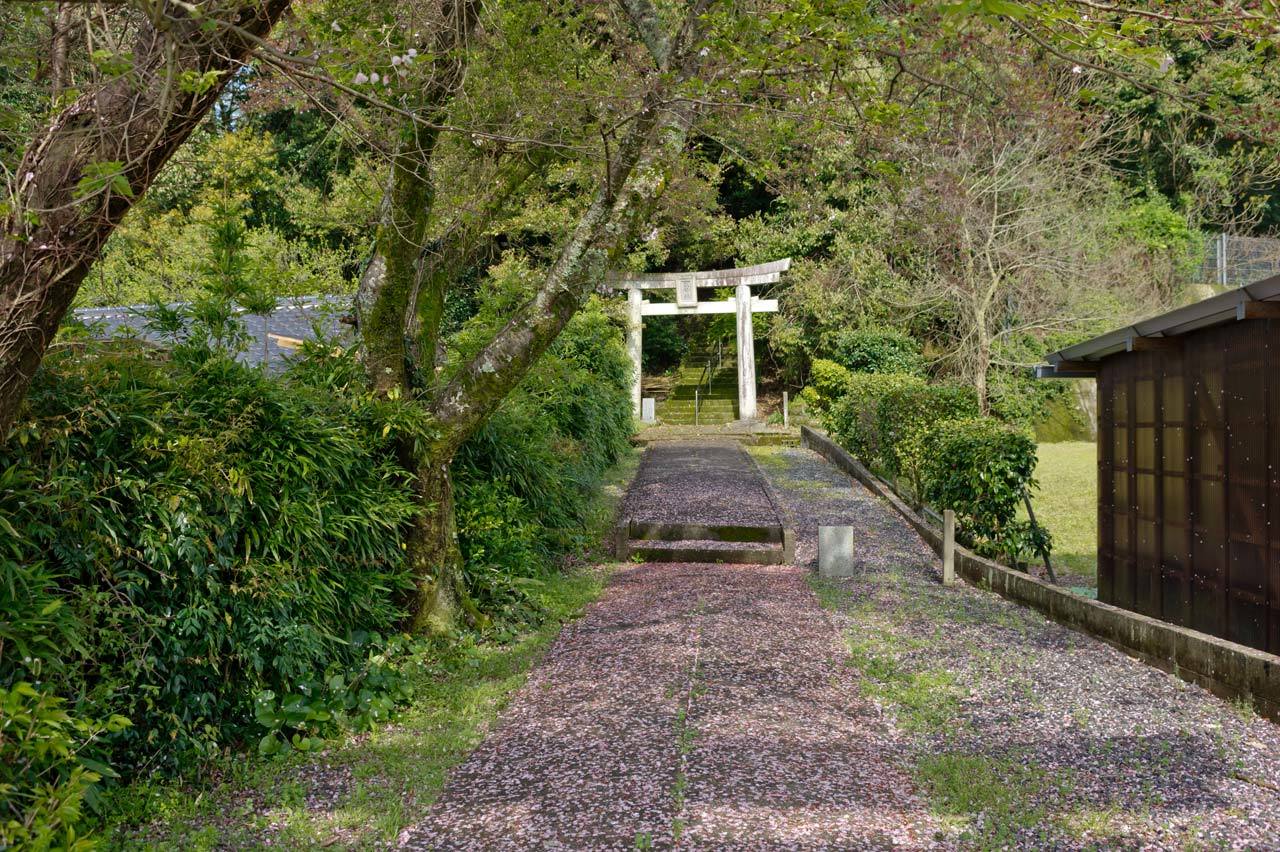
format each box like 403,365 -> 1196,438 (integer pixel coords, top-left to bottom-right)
72,295 -> 354,373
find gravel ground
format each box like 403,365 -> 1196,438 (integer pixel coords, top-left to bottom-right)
621,441 -> 779,528
399,562 -> 938,850
753,445 -> 1280,850
402,442 -> 937,850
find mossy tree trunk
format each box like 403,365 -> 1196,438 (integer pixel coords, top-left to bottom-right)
358,0 -> 707,632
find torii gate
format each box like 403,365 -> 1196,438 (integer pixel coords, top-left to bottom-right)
610,258 -> 791,421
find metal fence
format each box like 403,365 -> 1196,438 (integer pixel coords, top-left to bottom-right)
1201,233 -> 1280,288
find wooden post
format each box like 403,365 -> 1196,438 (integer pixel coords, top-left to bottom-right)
942,509 -> 956,586
783,391 -> 789,427
694,388 -> 700,426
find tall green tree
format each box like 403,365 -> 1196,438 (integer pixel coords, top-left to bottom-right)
352,0 -> 711,629
0,0 -> 296,437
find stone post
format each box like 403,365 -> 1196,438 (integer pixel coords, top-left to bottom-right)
735,282 -> 757,420
627,286 -> 643,417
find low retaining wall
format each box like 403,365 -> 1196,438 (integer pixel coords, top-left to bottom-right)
800,425 -> 1280,722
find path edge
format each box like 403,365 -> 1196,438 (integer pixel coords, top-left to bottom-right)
800,425 -> 1280,723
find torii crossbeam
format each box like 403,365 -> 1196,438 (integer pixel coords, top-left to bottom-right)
609,258 -> 791,421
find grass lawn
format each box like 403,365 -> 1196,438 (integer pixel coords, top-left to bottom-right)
1031,441 -> 1097,588
100,449 -> 639,850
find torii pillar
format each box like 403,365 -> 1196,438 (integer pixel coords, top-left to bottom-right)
627,286 -> 643,416
611,258 -> 791,422
735,281 -> 757,420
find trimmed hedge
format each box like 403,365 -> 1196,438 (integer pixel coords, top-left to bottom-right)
821,375 -> 1048,565
874,380 -> 979,480
830,327 -> 925,376
921,418 -> 1049,564
803,358 -> 854,414
824,372 -> 924,465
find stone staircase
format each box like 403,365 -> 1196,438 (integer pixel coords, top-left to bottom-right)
655,345 -> 738,425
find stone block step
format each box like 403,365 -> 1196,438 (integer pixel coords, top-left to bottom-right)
626,539 -> 786,565
660,411 -> 742,422
659,402 -> 737,412
658,414 -> 738,423
629,520 -> 784,544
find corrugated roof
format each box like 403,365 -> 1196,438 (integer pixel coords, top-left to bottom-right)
1036,273 -> 1280,377
71,295 -> 352,373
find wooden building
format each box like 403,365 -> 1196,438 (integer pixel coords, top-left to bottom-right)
1037,279 -> 1280,654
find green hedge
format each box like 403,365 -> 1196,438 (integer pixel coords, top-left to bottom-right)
801,358 -> 853,415
824,372 -> 924,465
821,376 -> 1049,566
874,380 -> 979,481
830,327 -> 925,376
921,418 -> 1049,564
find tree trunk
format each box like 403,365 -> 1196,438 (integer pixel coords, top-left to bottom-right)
405,448 -> 485,633
0,0 -> 294,439
360,0 -> 705,632
975,337 -> 991,414
49,4 -> 76,96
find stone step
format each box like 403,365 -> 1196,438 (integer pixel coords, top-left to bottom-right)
626,539 -> 786,565
658,410 -> 738,420
628,520 -> 784,543
659,401 -> 737,410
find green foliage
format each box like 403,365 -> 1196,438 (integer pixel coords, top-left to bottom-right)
1115,193 -> 1200,258
874,381 -> 980,479
253,634 -> 417,758
0,344 -> 419,779
454,300 -> 632,623
78,128 -> 363,308
805,358 -> 853,411
920,418 -> 1049,564
0,682 -> 129,851
824,372 -> 925,466
830,327 -> 925,376
641,315 -> 687,374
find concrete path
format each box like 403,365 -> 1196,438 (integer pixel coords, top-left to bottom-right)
400,441 -> 936,850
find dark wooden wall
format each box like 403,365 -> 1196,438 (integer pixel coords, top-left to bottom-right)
1097,319 -> 1280,654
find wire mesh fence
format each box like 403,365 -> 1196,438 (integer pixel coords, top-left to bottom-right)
1200,233 -> 1280,288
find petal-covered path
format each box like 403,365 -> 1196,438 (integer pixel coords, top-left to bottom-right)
401,441 -> 936,849
401,440 -> 1280,850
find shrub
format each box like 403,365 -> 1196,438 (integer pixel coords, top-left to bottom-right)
0,682 -> 129,850
875,381 -> 979,480
804,358 -> 854,413
825,372 -> 925,466
920,418 -> 1050,564
453,300 -> 633,621
0,344 -> 418,776
830,327 -> 925,375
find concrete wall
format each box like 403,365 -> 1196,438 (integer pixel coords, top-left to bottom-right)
800,426 -> 1280,722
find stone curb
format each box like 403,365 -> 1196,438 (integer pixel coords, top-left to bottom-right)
800,425 -> 1280,722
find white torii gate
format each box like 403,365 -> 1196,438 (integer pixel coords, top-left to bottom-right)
610,258 -> 791,421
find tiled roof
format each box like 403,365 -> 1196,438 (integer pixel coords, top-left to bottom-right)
72,295 -> 353,373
